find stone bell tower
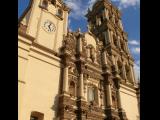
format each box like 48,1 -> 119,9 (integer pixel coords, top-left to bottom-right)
19,0 -> 70,52
86,0 -> 138,120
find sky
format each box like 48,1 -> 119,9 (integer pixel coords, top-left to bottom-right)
18,0 -> 140,81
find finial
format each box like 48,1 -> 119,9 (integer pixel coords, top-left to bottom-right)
87,24 -> 91,33
77,28 -> 81,33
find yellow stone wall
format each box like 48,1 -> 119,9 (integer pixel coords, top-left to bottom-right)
18,33 -> 62,120
120,85 -> 139,120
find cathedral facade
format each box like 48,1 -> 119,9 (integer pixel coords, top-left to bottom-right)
18,0 -> 140,120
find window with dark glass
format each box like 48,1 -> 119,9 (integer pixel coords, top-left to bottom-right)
69,81 -> 75,96
40,0 -> 48,9
56,9 -> 63,18
87,87 -> 97,103
30,111 -> 44,120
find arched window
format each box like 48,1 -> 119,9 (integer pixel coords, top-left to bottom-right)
69,81 -> 75,96
30,111 -> 44,120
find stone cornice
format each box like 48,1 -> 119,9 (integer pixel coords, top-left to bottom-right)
120,81 -> 137,92
85,63 -> 102,74
29,45 -> 61,68
18,30 -> 35,42
18,0 -> 33,25
32,42 -> 59,57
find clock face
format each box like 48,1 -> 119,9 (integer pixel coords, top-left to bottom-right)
43,20 -> 56,33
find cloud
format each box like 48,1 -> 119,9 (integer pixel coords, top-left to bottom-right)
131,47 -> 140,54
64,0 -> 87,19
128,40 -> 140,54
64,0 -> 98,20
64,0 -> 140,20
68,18 -> 73,31
111,0 -> 140,9
128,40 -> 139,45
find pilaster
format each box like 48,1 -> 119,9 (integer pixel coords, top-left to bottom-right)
114,78 -> 128,120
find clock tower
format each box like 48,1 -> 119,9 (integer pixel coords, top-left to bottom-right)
19,0 -> 70,52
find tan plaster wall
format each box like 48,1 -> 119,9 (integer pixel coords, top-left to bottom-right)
18,34 -> 62,120
120,86 -> 139,120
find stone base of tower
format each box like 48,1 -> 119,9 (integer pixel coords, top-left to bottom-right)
105,107 -> 120,120
58,94 -> 105,120
118,108 -> 128,120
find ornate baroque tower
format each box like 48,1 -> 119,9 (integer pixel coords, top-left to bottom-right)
57,0 -> 139,120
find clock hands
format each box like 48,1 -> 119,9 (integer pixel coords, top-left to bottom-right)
48,23 -> 52,31
43,20 -> 56,32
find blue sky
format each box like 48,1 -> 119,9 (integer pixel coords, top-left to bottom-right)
18,0 -> 140,81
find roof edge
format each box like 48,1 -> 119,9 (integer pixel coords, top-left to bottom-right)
18,0 -> 33,27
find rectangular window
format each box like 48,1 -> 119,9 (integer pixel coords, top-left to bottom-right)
30,111 -> 44,120
87,87 -> 96,102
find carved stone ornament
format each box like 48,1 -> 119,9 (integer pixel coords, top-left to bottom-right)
62,33 -> 76,55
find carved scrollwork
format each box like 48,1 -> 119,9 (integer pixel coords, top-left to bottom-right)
68,75 -> 78,83
85,70 -> 103,80
62,33 -> 76,55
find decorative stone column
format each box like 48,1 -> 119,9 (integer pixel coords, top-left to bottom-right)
111,55 -> 116,65
102,50 -> 107,65
130,64 -> 136,84
109,30 -> 113,44
117,36 -> 122,49
104,29 -> 112,45
124,41 -> 130,54
117,88 -> 122,109
118,19 -> 123,30
63,61 -> 69,94
77,32 -> 82,53
116,79 -> 128,120
106,79 -> 112,107
123,41 -> 128,53
84,79 -> 88,101
122,62 -> 127,80
98,87 -> 102,107
79,72 -> 84,98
